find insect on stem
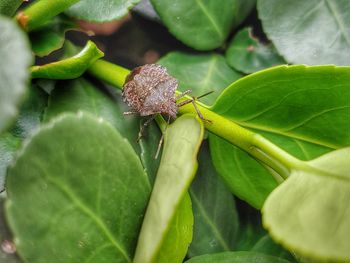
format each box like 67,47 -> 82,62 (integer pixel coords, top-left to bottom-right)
121,64 -> 214,158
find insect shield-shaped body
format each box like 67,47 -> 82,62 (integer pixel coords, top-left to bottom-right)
122,64 -> 178,119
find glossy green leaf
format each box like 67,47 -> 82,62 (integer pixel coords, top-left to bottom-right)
226,27 -> 285,74
6,113 -> 151,263
0,199 -> 21,263
234,202 -> 266,251
258,0 -> 350,65
29,16 -> 77,57
44,78 -> 161,183
0,15 -> 32,133
66,0 -> 140,22
158,52 -> 242,105
209,133 -> 277,209
213,65 -> 350,149
133,115 -> 204,263
31,41 -> 104,79
209,65 -> 350,207
151,0 -> 255,50
0,134 -> 20,195
44,78 -> 139,149
11,85 -> 48,139
263,147 -> 350,262
252,235 -> 296,262
138,121 -> 162,184
188,142 -> 238,257
185,251 -> 292,263
0,0 -> 22,16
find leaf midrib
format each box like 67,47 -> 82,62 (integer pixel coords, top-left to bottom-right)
37,164 -> 132,262
235,120 -> 339,149
194,0 -> 224,40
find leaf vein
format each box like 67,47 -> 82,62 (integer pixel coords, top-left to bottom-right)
324,0 -> 350,47
35,164 -> 132,262
282,105 -> 350,132
189,189 -> 231,251
194,0 -> 224,40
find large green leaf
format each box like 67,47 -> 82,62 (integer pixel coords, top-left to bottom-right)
209,65 -> 350,207
0,0 -> 22,16
43,78 -> 161,182
158,52 -> 242,105
0,134 -> 20,195
209,133 -> 277,209
213,65 -> 350,149
234,202 -> 266,251
151,0 -> 255,50
66,0 -> 140,22
44,78 -> 139,149
252,235 -> 296,262
188,142 -> 238,257
0,15 -> 32,133
263,147 -> 350,262
138,121 -> 162,185
5,113 -> 151,263
185,251 -> 292,263
133,115 -> 204,263
226,27 -> 284,74
31,41 -> 104,80
258,0 -> 350,65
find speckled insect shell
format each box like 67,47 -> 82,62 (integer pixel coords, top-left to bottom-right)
122,64 -> 178,118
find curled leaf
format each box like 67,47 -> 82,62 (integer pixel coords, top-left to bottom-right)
31,41 -> 104,79
134,114 -> 204,263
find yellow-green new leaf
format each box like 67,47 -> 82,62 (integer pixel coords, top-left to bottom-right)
133,115 -> 204,263
263,147 -> 350,262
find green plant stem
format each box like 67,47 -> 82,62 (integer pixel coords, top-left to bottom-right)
88,59 -> 304,180
16,0 -> 80,31
88,60 -> 130,88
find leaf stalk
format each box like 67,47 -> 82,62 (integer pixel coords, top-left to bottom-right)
16,0 -> 80,31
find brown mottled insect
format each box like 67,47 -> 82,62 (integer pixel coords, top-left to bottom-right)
122,64 -> 210,157
123,64 -> 181,118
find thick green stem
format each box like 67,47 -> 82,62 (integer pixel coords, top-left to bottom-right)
88,59 -> 304,179
16,0 -> 80,31
88,60 -> 130,88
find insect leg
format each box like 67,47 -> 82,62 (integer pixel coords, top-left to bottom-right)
175,89 -> 192,100
177,97 -> 212,123
123,111 -> 138,115
137,114 -> 157,142
196,90 -> 214,99
154,116 -> 171,159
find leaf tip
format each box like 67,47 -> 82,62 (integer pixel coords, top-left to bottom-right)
16,12 -> 29,30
